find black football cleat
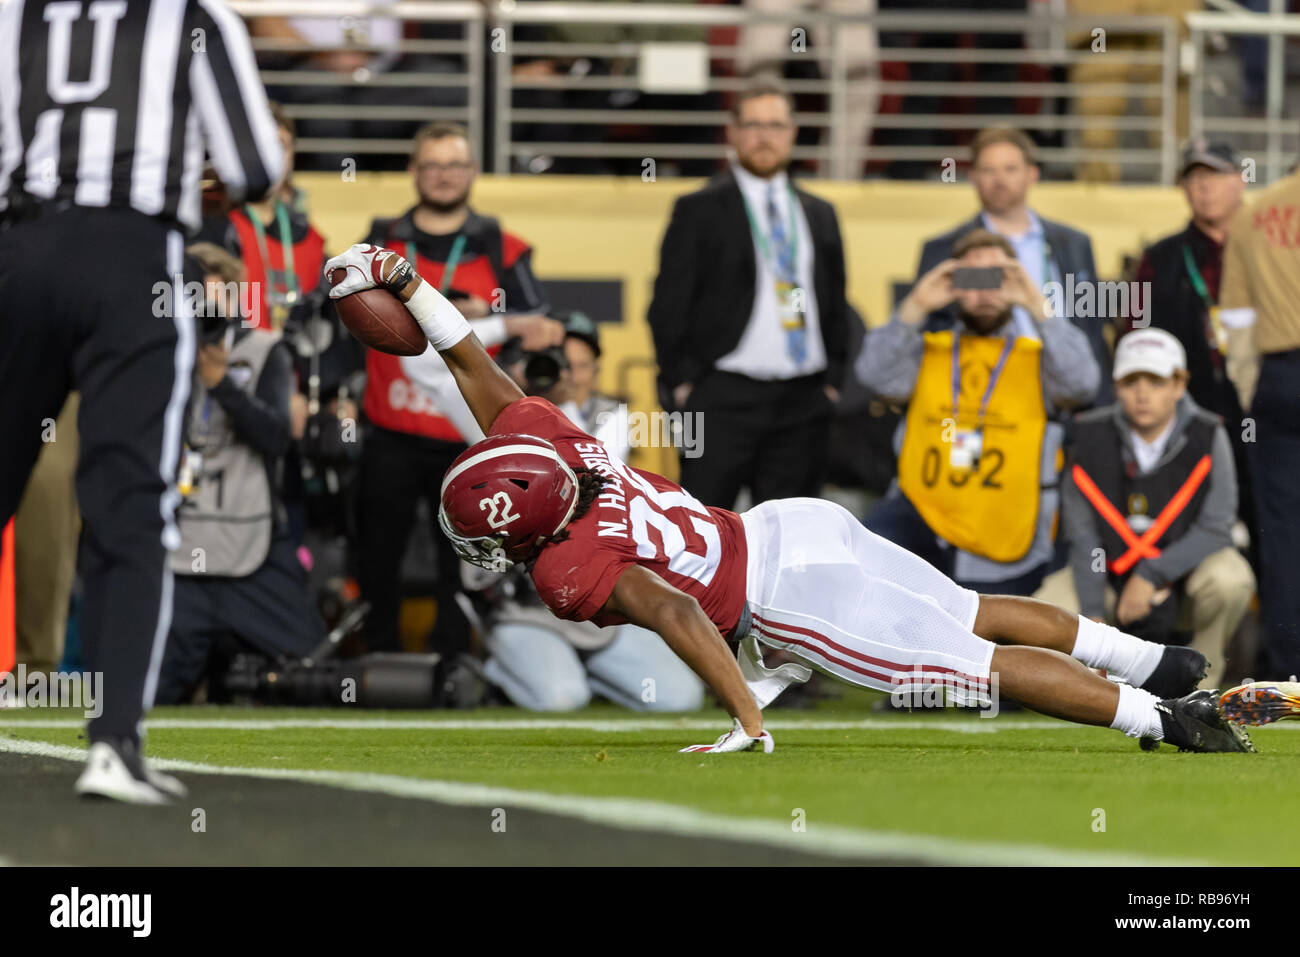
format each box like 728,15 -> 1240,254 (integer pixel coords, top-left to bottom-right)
1219,681 -> 1300,727
1143,690 -> 1255,753
1139,646 -> 1209,699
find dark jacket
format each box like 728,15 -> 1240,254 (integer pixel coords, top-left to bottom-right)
647,169 -> 849,399
915,213 -> 1113,403
1062,395 -> 1238,619
365,207 -> 547,315
1132,222 -> 1243,428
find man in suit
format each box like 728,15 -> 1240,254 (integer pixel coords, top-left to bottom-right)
916,127 -> 1113,403
648,80 -> 849,509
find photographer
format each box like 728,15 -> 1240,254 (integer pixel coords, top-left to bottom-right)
555,311 -> 630,462
198,103 -> 326,332
355,122 -> 560,658
156,244 -> 325,704
281,290 -> 365,550
856,229 -> 1100,596
498,311 -> 630,460
461,562 -> 704,713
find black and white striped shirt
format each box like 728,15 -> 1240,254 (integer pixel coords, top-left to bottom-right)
0,0 -> 283,232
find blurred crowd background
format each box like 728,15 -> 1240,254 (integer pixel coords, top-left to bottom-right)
5,0 -> 1300,713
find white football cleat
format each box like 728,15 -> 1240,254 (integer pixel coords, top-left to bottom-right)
145,764 -> 188,800
75,739 -> 181,805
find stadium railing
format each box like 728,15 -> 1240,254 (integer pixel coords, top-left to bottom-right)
1187,7 -> 1300,185
229,2 -> 1188,182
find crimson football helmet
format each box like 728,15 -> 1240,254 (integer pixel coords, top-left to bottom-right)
438,433 -> 580,571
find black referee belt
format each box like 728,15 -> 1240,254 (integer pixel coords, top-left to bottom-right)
2,197 -> 80,228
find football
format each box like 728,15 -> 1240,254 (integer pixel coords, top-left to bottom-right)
330,271 -> 427,356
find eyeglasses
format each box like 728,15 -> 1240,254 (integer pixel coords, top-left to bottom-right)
415,161 -> 474,175
735,121 -> 793,134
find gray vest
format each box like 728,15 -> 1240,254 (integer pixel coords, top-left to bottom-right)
172,330 -> 280,578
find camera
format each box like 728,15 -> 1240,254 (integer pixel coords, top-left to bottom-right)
951,266 -> 1004,291
499,338 -> 569,397
196,311 -> 234,346
522,347 -> 568,395
222,652 -> 454,708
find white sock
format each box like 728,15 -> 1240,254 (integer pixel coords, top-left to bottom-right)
1109,683 -> 1164,740
1071,615 -> 1164,687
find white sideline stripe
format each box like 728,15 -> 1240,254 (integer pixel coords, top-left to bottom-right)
0,717 -> 1079,732
0,735 -> 1204,867
1,715 -> 1293,733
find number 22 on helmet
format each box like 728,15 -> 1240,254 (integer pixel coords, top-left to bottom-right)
438,433 -> 580,571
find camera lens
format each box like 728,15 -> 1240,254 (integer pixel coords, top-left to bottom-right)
523,351 -> 563,392
197,313 -> 229,344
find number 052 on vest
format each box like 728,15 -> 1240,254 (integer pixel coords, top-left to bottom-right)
897,331 -> 1047,563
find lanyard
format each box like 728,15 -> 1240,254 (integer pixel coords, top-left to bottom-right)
407,234 -> 467,294
245,200 -> 297,299
1182,244 -> 1215,307
951,333 -> 1016,426
739,184 -> 799,277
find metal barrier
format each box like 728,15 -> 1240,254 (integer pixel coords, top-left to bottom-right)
230,2 -> 1190,181
1187,6 -> 1300,185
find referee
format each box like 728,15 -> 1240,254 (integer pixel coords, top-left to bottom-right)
0,0 -> 283,803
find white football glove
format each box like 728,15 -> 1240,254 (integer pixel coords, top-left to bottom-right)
324,244 -> 469,350
679,718 -> 774,754
324,244 -> 411,298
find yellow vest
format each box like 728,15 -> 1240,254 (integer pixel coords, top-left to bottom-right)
897,331 -> 1046,563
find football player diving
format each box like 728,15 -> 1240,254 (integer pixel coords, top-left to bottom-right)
326,243 -> 1255,755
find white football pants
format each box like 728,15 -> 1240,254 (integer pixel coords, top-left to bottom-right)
739,498 -> 995,707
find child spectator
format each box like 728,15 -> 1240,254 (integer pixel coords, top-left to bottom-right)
1060,329 -> 1254,688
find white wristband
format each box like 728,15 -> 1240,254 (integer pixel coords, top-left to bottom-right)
405,281 -> 471,351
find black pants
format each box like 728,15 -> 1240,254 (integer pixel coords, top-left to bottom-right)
1248,350 -> 1300,676
0,208 -> 194,745
155,534 -> 325,704
678,370 -> 833,510
355,423 -> 470,654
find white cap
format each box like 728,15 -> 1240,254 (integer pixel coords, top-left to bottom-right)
1113,328 -> 1187,381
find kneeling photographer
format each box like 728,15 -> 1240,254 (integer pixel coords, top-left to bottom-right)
156,244 -> 326,703
280,287 -> 366,594
500,310 -> 630,459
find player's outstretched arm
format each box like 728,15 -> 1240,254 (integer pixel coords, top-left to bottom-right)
325,244 -> 523,433
604,566 -> 765,744
392,275 -> 524,435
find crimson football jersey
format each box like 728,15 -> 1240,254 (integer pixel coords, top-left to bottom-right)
489,397 -> 749,635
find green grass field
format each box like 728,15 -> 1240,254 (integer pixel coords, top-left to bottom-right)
1,694 -> 1294,865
